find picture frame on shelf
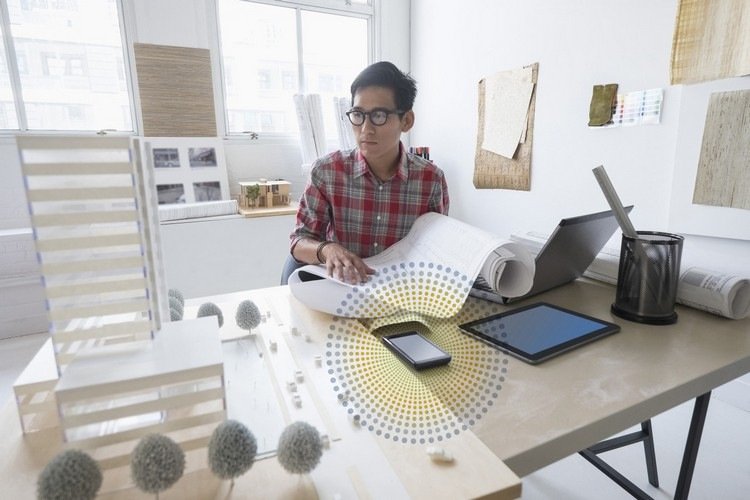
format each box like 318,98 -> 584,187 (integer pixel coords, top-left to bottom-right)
142,137 -> 229,205
188,147 -> 218,167
156,183 -> 185,204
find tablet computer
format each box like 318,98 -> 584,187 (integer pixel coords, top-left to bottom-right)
458,302 -> 620,364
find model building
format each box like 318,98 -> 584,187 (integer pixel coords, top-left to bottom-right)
239,179 -> 291,209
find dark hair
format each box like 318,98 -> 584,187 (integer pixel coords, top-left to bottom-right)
350,61 -> 417,112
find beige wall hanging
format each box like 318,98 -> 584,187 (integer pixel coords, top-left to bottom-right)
692,89 -> 750,210
134,43 -> 217,137
473,63 -> 538,190
671,0 -> 750,84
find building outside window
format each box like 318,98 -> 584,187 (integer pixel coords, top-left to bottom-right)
216,0 -> 371,137
0,0 -> 133,132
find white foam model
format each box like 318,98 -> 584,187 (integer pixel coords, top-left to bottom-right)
13,136 -> 227,494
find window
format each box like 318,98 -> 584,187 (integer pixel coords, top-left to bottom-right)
0,0 -> 134,132
216,0 -> 371,136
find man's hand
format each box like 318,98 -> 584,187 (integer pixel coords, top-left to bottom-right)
320,243 -> 375,284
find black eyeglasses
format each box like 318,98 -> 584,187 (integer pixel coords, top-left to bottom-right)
346,108 -> 404,126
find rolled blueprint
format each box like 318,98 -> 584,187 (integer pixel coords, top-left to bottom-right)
289,213 -> 535,318
676,267 -> 750,320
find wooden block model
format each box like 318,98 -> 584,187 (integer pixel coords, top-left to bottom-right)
238,179 -> 291,209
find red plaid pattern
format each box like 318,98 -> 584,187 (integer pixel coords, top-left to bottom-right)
291,143 -> 449,258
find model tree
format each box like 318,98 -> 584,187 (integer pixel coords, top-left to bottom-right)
169,296 -> 184,320
37,449 -> 102,500
197,302 -> 224,328
169,304 -> 183,321
168,288 -> 185,321
131,434 -> 185,498
277,421 -> 323,475
168,288 -> 184,307
208,420 -> 258,488
235,300 -> 262,334
245,184 -> 260,208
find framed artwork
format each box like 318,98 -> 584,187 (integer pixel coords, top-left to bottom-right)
143,137 -> 229,205
156,183 -> 185,204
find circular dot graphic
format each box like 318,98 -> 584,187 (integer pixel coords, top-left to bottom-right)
325,266 -> 510,444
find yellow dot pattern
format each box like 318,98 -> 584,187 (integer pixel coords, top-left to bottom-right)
325,297 -> 510,444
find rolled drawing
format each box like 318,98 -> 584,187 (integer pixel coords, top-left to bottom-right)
592,165 -> 638,239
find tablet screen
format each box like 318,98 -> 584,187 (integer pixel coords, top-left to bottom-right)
459,303 -> 619,363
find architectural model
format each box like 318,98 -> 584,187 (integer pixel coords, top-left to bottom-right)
14,136 -> 227,494
239,179 -> 291,209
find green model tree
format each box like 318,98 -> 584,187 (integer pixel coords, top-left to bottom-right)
245,184 -> 260,208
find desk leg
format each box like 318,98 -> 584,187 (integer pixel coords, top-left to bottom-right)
580,419 -> 658,500
642,419 -> 659,487
579,449 -> 654,499
674,391 -> 711,500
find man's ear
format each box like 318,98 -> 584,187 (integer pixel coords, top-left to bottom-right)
400,110 -> 415,133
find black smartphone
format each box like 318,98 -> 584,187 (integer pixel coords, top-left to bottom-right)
381,331 -> 452,370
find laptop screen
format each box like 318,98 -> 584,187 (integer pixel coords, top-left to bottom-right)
523,206 -> 633,298
469,207 -> 632,303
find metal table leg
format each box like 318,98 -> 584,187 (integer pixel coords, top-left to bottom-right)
674,391 -> 711,500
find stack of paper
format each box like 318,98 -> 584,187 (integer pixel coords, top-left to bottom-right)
294,94 -> 330,174
293,94 -> 319,171
334,96 -> 357,151
305,94 -> 326,158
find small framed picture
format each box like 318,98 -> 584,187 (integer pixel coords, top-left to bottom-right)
188,147 -> 217,167
153,148 -> 180,168
157,183 -> 185,204
144,138 -> 229,205
193,181 -> 222,201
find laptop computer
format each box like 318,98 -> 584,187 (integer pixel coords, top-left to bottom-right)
470,206 -> 633,304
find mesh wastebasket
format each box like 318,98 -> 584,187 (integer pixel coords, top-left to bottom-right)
611,231 -> 684,325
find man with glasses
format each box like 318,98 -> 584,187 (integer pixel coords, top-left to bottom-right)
284,61 -> 449,285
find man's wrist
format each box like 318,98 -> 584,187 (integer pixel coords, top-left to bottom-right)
316,241 -> 334,264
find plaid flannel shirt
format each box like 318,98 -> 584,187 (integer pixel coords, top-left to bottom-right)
291,143 -> 449,258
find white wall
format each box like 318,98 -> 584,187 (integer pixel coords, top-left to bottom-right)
160,214 -> 295,298
409,0 -> 750,273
